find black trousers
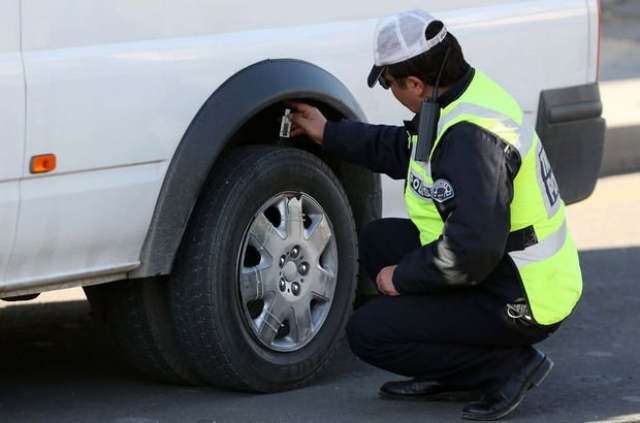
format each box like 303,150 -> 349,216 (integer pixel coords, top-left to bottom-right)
346,218 -> 557,392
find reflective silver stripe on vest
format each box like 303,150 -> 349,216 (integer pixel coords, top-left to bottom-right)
411,135 -> 432,173
535,139 -> 563,219
509,220 -> 567,268
437,102 -> 563,219
438,103 -> 535,159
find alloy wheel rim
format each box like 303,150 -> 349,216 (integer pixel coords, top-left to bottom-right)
237,192 -> 338,352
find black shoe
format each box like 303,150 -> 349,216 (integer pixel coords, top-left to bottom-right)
379,379 -> 480,402
461,349 -> 553,421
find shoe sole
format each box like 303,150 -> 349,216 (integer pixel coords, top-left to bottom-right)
529,357 -> 553,389
461,356 -> 554,421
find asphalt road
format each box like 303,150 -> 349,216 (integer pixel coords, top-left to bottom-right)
3,173 -> 640,423
2,2 -> 640,422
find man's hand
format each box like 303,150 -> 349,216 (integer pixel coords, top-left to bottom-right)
376,265 -> 400,296
286,101 -> 327,145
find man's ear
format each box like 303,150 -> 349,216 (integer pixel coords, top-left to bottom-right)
405,76 -> 429,97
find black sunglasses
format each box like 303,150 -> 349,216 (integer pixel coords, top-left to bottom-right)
378,70 -> 391,90
378,69 -> 404,90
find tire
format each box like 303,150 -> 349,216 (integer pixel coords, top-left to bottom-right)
87,279 -> 203,385
169,145 -> 358,392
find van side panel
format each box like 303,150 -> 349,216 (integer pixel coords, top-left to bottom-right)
0,0 -> 24,284
10,0 -> 595,288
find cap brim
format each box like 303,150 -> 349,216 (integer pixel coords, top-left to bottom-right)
367,65 -> 384,88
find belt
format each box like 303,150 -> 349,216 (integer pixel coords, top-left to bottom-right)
505,225 -> 538,252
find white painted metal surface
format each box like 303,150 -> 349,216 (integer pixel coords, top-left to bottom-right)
0,0 -> 24,282
0,0 -> 599,291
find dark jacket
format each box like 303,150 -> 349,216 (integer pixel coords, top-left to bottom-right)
322,66 -> 525,301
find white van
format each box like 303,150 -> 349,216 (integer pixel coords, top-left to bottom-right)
0,0 -> 604,392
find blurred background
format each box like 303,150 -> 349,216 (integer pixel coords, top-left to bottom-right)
600,0 -> 640,176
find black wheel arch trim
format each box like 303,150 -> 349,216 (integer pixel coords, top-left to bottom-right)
131,59 -> 368,278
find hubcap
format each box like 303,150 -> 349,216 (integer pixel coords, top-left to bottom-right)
237,193 -> 338,352
282,261 -> 297,282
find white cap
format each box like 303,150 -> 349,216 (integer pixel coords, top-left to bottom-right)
367,9 -> 447,88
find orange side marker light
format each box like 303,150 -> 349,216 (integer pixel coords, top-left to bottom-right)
30,154 -> 57,174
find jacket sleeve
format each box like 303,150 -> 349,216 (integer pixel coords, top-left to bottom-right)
322,119 -> 410,180
393,122 -> 519,294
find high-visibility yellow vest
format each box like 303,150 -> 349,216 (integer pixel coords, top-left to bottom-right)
404,70 -> 582,325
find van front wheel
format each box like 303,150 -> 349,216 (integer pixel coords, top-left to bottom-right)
169,145 -> 358,392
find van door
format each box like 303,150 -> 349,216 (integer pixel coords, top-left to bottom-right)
0,0 -> 24,286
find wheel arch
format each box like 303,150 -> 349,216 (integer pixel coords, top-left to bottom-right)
131,59 -> 381,278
